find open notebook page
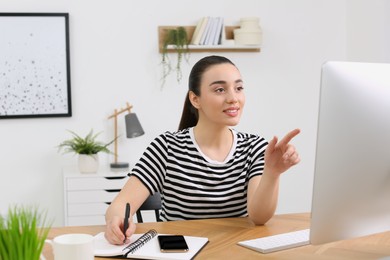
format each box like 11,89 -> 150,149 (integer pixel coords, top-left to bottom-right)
93,232 -> 208,260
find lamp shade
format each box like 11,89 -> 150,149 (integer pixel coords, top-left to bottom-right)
125,113 -> 144,138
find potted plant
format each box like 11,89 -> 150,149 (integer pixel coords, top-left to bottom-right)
161,26 -> 190,87
0,205 -> 51,260
58,129 -> 115,173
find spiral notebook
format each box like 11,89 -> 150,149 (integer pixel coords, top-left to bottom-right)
93,229 -> 209,260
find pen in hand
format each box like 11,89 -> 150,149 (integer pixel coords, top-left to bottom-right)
123,202 -> 130,243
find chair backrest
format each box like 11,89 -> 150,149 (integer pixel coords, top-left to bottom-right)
136,192 -> 162,223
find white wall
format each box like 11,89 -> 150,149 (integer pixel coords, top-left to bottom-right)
0,0 -> 387,227
346,0 -> 390,62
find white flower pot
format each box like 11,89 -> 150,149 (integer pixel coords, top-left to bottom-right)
78,154 -> 99,173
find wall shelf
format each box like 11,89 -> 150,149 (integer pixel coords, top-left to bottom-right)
158,26 -> 261,53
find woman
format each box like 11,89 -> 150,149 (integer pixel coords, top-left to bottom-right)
105,55 -> 300,245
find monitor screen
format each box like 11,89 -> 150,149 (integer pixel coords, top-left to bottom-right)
310,61 -> 390,245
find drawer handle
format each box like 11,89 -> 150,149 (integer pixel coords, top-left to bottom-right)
105,202 -> 111,205
104,189 -> 121,192
104,176 -> 127,180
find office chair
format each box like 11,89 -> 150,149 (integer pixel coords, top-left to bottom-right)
136,192 -> 162,223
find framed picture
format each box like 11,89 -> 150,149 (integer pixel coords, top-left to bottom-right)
0,13 -> 71,119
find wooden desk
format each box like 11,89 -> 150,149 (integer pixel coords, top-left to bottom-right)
43,213 -> 390,259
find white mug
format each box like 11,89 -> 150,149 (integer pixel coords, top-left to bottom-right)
46,233 -> 94,260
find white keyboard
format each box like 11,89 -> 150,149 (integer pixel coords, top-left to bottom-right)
238,229 -> 310,253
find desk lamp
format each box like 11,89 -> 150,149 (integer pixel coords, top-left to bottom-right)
108,102 -> 144,170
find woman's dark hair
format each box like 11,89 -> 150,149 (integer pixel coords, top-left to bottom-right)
178,55 -> 235,130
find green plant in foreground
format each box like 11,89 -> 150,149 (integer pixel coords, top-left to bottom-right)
0,205 -> 52,260
58,129 -> 115,155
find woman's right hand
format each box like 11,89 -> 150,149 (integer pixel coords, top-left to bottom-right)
104,215 -> 136,245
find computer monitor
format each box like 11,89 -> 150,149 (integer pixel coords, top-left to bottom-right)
310,61 -> 390,245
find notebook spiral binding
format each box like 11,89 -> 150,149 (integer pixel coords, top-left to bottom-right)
123,229 -> 158,256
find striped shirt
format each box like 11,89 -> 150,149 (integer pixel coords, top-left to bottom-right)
131,127 -> 268,221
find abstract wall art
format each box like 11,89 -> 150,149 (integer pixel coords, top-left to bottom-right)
0,13 -> 71,119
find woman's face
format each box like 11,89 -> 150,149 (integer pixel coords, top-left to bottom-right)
190,63 -> 245,127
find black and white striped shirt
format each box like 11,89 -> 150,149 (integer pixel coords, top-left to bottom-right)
131,127 -> 268,221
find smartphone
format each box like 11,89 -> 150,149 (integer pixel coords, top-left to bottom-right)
157,235 -> 189,253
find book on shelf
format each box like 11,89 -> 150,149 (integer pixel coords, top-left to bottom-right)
199,17 -> 212,45
204,17 -> 218,45
93,229 -> 209,260
205,17 -> 219,45
190,17 -> 208,45
212,17 -> 224,45
194,16 -> 224,46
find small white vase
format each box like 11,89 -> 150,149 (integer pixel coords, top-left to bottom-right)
78,154 -> 99,173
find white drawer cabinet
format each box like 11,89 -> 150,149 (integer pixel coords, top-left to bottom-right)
63,167 -> 129,226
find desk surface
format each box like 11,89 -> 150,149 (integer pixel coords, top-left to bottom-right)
43,213 -> 390,259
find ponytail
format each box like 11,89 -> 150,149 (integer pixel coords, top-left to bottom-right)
178,93 -> 198,130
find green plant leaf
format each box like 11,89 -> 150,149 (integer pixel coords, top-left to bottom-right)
57,129 -> 115,155
0,205 -> 52,260
160,26 -> 190,87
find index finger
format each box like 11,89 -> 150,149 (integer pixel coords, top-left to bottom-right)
278,128 -> 301,147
